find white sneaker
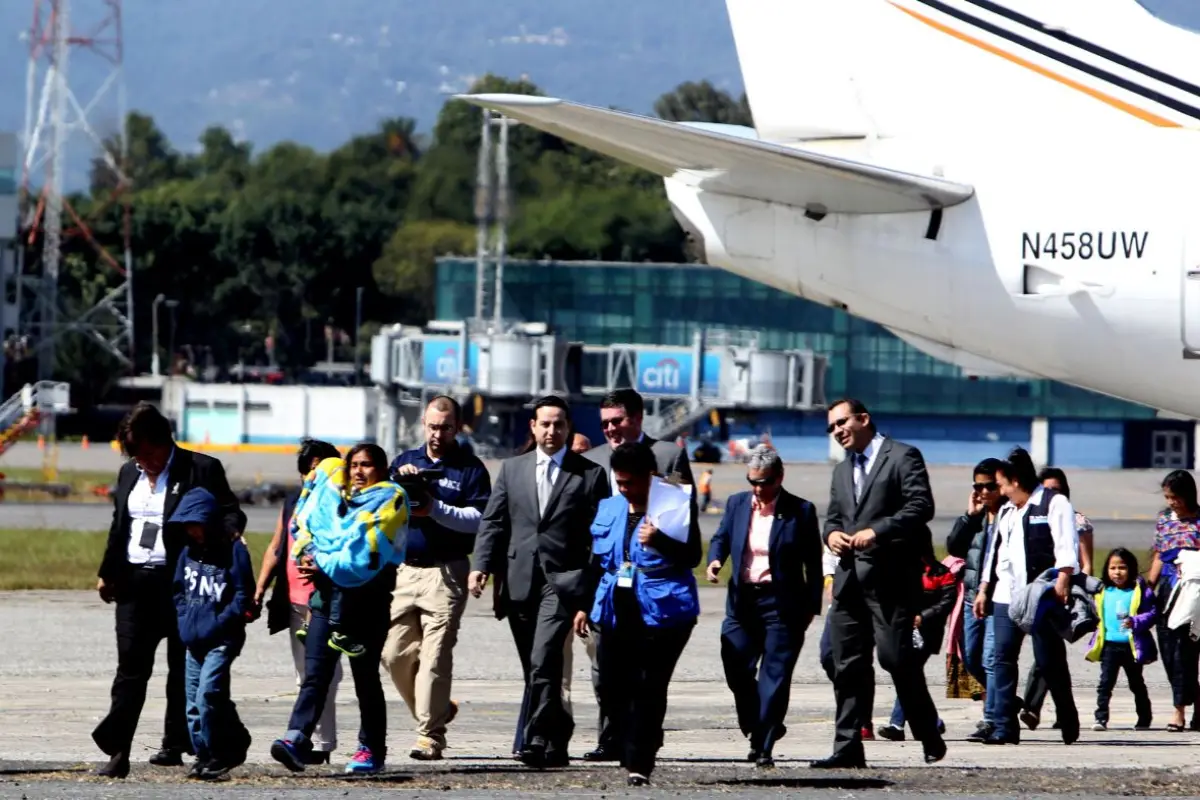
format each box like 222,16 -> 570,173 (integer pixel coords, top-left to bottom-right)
1092,722 -> 1106,732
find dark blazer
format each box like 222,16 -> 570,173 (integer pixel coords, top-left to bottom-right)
98,447 -> 247,590
707,489 -> 824,622
822,436 -> 935,606
476,448 -> 610,613
584,436 -> 692,483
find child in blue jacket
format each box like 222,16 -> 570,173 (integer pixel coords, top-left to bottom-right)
171,487 -> 255,780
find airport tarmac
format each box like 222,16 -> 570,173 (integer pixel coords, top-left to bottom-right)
0,591 -> 1196,797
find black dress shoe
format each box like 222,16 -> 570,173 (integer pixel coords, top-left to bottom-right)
756,753 -> 776,768
982,733 -> 1019,745
923,738 -> 947,764
746,748 -> 760,763
519,745 -> 547,769
583,747 -> 617,762
149,747 -> 184,767
95,753 -> 130,779
966,722 -> 994,743
302,751 -> 331,766
627,773 -> 650,787
1060,724 -> 1080,745
810,753 -> 866,769
543,749 -> 570,768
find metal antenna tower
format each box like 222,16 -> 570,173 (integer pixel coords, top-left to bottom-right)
471,110 -> 515,327
19,0 -> 134,379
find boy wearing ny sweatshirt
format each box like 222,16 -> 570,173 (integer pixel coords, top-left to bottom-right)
171,487 -> 255,780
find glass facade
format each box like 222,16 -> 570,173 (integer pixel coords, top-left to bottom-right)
435,258 -> 1154,419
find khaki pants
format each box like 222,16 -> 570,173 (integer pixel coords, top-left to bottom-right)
289,603 -> 341,751
381,561 -> 470,748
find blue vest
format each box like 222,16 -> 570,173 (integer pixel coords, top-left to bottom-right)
588,495 -> 699,629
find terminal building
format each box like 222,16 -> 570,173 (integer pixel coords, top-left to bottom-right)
414,257 -> 1193,470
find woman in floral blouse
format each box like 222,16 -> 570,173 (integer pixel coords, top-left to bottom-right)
1147,470 -> 1200,731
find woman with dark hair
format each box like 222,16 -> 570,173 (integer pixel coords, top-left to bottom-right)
251,439 -> 343,765
1019,466 -> 1096,731
975,447 -> 1081,746
578,440 -> 700,786
1147,469 -> 1200,731
272,441 -> 408,775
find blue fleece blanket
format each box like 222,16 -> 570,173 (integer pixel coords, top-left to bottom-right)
290,457 -> 409,588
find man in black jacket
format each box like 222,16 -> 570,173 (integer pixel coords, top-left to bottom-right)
815,398 -> 945,769
93,403 -> 246,778
945,457 -> 1006,742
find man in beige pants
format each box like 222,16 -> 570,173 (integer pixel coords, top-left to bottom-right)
382,396 -> 493,760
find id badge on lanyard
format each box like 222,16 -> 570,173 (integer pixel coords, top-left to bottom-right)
617,561 -> 634,589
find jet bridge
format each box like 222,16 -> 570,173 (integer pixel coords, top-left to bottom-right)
369,321 -> 826,457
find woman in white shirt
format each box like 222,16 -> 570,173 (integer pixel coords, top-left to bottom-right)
973,447 -> 1081,746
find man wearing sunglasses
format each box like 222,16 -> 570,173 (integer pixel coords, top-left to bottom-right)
946,458 -> 1007,743
579,388 -> 697,762
815,398 -> 944,769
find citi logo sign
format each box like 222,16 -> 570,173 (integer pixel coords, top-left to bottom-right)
641,358 -> 683,390
434,348 -> 459,380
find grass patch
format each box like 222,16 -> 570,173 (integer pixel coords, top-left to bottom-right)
0,467 -> 116,503
0,529 -> 275,591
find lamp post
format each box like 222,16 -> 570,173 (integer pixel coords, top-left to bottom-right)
151,293 -> 165,376
165,299 -> 179,376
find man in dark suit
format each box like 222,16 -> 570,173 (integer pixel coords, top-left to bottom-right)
93,402 -> 246,779
815,398 -> 945,768
470,395 -> 610,768
706,445 -> 823,767
580,388 -> 695,761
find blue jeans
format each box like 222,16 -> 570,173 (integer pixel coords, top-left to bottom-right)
961,597 -> 997,723
285,569 -> 392,758
185,643 -> 247,763
991,602 -> 1079,741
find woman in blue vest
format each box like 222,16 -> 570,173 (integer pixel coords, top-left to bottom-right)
974,447 -> 1081,746
574,441 -> 700,787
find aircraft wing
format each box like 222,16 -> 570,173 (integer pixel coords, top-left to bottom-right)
460,94 -> 975,214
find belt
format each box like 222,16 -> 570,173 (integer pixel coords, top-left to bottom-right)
741,580 -> 775,591
133,563 -> 168,571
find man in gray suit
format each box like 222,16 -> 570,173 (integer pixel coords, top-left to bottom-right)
814,398 -> 946,769
470,396 -> 610,768
579,388 -> 696,761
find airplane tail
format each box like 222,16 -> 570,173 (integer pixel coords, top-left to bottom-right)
726,0 -> 1200,141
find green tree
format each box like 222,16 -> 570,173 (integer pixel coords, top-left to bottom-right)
653,81 -> 753,127
373,219 -> 476,323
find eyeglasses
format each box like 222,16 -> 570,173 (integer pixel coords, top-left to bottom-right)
973,481 -> 998,492
826,414 -> 859,434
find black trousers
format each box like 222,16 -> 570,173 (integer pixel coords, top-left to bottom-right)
1157,616 -> 1200,708
720,584 -> 803,754
92,566 -> 191,757
508,570 -> 574,757
829,579 -> 941,759
597,589 -> 693,776
1022,664 -> 1049,718
1096,642 -> 1151,725
589,623 -> 614,750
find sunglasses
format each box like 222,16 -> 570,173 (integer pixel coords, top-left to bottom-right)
747,476 -> 777,487
826,414 -> 859,434
973,481 -> 998,492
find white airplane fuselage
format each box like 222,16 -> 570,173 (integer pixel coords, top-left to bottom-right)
668,127 -> 1200,416
465,0 -> 1200,417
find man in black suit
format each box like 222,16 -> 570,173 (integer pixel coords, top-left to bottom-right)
706,445 -> 823,767
579,388 -> 695,761
93,403 -> 246,778
470,395 -> 610,768
815,398 -> 945,768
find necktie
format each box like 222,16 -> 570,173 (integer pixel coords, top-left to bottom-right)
539,459 -> 556,516
853,453 -> 867,503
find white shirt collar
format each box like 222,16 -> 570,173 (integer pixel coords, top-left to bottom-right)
537,446 -> 566,467
135,446 -> 176,480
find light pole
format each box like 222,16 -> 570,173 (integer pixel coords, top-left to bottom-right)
354,286 -> 364,385
151,293 -> 165,376
165,299 -> 179,375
